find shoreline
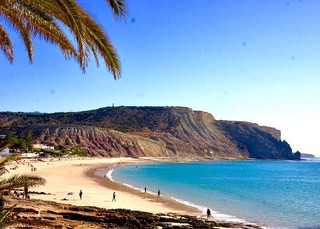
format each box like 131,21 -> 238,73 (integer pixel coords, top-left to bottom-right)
5,157 -> 203,215
91,160 -> 254,226
85,161 -> 202,215
4,156 -> 262,228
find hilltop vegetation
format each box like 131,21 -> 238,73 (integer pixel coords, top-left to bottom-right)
0,107 -> 177,132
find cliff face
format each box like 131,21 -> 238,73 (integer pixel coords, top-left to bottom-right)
300,153 -> 315,158
217,121 -> 294,160
0,106 -> 297,160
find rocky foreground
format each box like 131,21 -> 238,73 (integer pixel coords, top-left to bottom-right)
5,196 -> 262,229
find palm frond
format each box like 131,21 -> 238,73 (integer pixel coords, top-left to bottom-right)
21,4 -> 78,59
105,0 -> 127,20
1,0 -> 78,62
0,25 -> 14,63
0,168 -> 9,177
0,204 -> 16,227
0,154 -> 20,176
0,0 -> 124,77
0,174 -> 46,191
0,3 -> 34,62
55,0 -> 89,72
75,6 -> 121,78
0,155 -> 20,168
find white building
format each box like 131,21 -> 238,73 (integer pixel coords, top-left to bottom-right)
21,152 -> 40,158
33,144 -> 55,150
0,148 -> 10,156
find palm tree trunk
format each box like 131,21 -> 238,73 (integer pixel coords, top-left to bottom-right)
0,192 -> 4,208
24,185 -> 28,199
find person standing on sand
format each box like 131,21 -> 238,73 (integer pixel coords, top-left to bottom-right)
144,187 -> 147,199
112,192 -> 116,202
157,189 -> 160,202
79,190 -> 83,200
206,208 -> 211,219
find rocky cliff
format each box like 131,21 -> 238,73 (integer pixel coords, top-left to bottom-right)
0,106 -> 299,160
300,153 -> 315,158
217,121 -> 294,159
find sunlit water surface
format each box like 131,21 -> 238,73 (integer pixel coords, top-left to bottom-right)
110,159 -> 320,229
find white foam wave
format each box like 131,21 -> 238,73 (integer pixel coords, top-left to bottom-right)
169,196 -> 206,212
169,196 -> 247,223
106,169 -> 114,181
122,182 -> 142,191
122,183 -> 159,195
105,171 -> 157,194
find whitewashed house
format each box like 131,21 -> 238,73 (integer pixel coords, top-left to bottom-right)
33,144 -> 55,150
0,148 -> 10,156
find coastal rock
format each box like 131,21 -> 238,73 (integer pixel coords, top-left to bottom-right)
294,151 -> 302,160
300,153 -> 315,158
5,196 -> 262,229
217,121 -> 296,159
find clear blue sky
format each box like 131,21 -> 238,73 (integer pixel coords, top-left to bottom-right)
1,0 -> 320,156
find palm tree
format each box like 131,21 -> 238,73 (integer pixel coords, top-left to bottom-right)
0,174 -> 46,194
0,155 -> 46,227
0,155 -> 46,200
0,0 -> 126,79
0,155 -> 17,176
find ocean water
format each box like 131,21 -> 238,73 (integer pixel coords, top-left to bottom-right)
110,159 -> 320,229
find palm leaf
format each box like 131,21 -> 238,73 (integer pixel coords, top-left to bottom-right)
1,0 -> 78,61
55,0 -> 89,71
0,0 -> 124,78
74,5 -> 121,78
0,25 -> 14,63
105,0 -> 127,20
0,155 -> 20,168
17,0 -> 78,59
0,174 -> 46,191
0,204 -> 16,227
0,5 -> 34,62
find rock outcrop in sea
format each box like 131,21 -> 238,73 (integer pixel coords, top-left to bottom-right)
0,106 -> 299,160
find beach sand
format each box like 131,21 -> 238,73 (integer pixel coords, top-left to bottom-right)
5,157 -> 201,215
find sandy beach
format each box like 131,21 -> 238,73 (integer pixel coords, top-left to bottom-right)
5,157 -> 201,215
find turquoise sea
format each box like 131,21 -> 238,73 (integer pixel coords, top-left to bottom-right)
110,159 -> 320,229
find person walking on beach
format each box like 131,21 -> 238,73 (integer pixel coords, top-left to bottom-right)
206,208 -> 211,219
157,189 -> 160,202
112,192 -> 116,202
79,190 -> 83,200
144,187 -> 147,199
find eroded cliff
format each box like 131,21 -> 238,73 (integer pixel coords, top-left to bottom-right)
217,121 -> 293,159
0,106 -> 298,160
